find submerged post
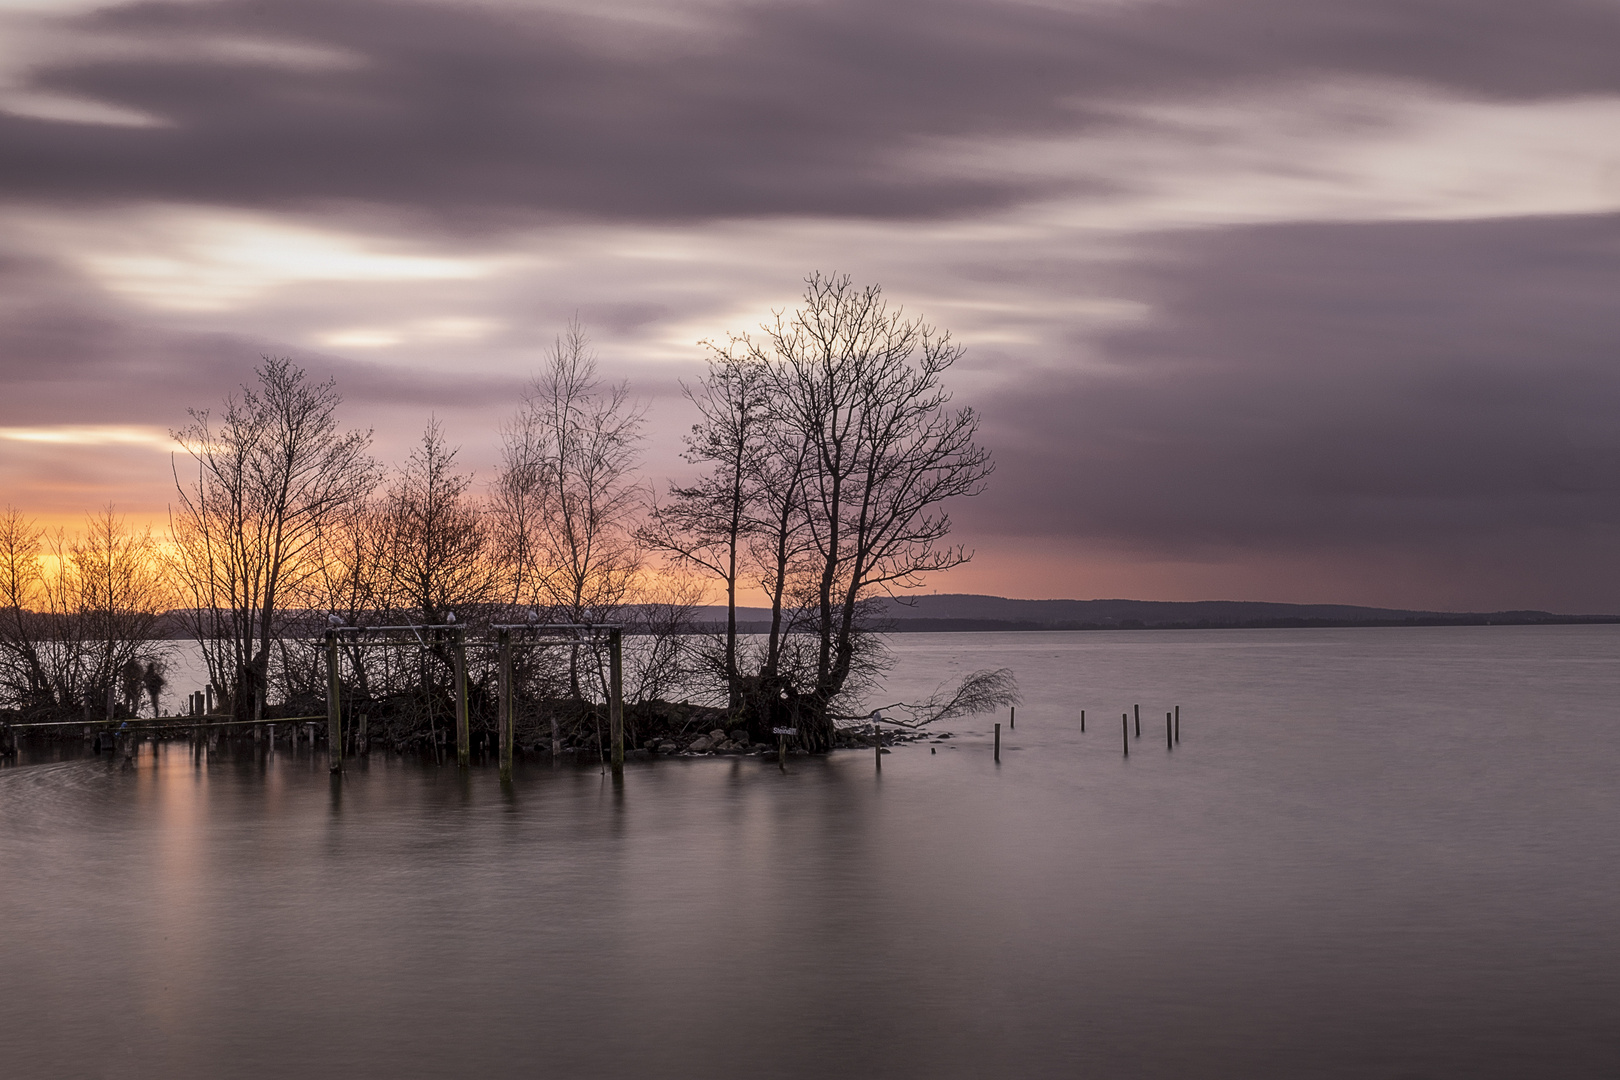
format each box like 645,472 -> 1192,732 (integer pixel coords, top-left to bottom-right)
874,721 -> 882,771
1175,705 -> 1180,744
1010,706 -> 1015,730
325,630 -> 342,774
1167,711 -> 1172,750
1080,709 -> 1086,732
1134,703 -> 1140,738
609,627 -> 624,780
453,628 -> 470,769
498,629 -> 514,783
1122,713 -> 1129,757
994,722 -> 1001,763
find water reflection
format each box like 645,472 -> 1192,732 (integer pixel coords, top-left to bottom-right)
2,627 -> 1619,1079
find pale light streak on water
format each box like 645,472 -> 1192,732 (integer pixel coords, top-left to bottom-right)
2,626 -> 1618,1079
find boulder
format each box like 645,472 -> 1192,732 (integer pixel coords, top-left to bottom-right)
708,728 -> 727,741
657,742 -> 677,754
688,735 -> 714,753
728,729 -> 748,744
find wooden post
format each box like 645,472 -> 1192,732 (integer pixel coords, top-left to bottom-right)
1010,706 -> 1015,730
778,733 -> 787,771
1167,711 -> 1172,750
994,722 -> 1001,762
1133,704 -> 1140,738
1080,709 -> 1085,732
609,627 -> 624,779
325,630 -> 342,774
1174,706 -> 1180,744
453,628 -> 470,769
874,721 -> 882,771
357,714 -> 368,756
498,629 -> 514,782
1122,713 -> 1129,757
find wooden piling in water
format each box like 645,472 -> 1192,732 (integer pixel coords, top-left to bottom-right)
1010,706 -> 1015,730
994,722 -> 1001,763
1167,711 -> 1172,750
498,629 -> 514,782
874,722 -> 882,770
1122,714 -> 1129,757
453,628 -> 470,769
609,627 -> 624,780
1081,709 -> 1085,732
325,630 -> 342,774
1175,706 -> 1180,744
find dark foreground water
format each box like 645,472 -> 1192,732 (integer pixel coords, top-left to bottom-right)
3,626 -> 1619,1079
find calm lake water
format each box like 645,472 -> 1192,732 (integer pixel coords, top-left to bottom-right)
3,626 -> 1618,1079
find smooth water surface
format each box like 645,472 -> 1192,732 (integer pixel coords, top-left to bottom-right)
3,626 -> 1619,1079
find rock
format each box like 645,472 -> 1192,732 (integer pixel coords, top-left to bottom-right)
708,728 -> 727,741
657,742 -> 677,754
728,729 -> 748,744
688,736 -> 714,753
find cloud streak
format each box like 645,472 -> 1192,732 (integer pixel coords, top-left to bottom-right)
1,0 -> 1618,609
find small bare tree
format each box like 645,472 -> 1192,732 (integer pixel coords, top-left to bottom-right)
0,508 -> 54,713
494,324 -> 644,699
69,508 -> 170,720
640,346 -> 773,709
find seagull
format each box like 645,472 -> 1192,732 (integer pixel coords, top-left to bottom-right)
445,612 -> 457,624
327,613 -> 343,626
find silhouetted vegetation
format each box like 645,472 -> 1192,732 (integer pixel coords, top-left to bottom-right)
0,275 -> 1011,748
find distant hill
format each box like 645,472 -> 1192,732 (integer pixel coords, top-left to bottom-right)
695,595 -> 1620,632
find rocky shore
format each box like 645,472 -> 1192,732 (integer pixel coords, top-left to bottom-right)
529,725 -> 947,763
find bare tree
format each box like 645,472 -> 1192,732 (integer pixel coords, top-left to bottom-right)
640,346 -> 773,709
757,274 -> 993,749
0,508 -> 53,713
69,508 -> 170,720
0,508 -> 172,720
494,324 -> 644,699
379,421 -> 498,626
171,358 -> 378,722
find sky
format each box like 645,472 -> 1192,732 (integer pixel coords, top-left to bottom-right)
1,0 -> 1618,613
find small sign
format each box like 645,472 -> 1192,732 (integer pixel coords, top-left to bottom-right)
772,727 -> 797,736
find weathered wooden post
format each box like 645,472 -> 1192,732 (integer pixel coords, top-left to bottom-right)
498,628 -> 514,782
608,627 -> 624,779
1167,711 -> 1172,750
1174,705 -> 1180,744
874,720 -> 882,771
453,627 -> 470,769
1080,709 -> 1086,732
325,629 -> 342,774
994,722 -> 1001,762
1122,713 -> 1129,757
1010,706 -> 1015,730
1134,703 -> 1140,738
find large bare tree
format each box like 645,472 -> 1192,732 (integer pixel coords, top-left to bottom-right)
171,358 -> 377,721
661,275 -> 994,748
